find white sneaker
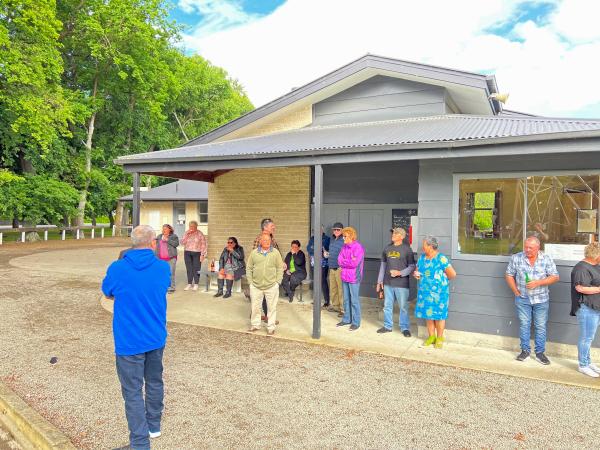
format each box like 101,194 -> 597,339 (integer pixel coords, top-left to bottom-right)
184,284 -> 192,291
149,431 -> 161,438
192,284 -> 198,291
578,366 -> 599,378
589,363 -> 600,374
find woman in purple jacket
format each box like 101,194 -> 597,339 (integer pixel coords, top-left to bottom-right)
336,226 -> 365,331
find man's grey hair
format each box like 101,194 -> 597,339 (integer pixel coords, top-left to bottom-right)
424,235 -> 439,250
525,236 -> 541,247
260,218 -> 273,231
131,225 -> 155,247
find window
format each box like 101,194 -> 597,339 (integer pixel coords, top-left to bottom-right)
198,201 -> 208,224
457,174 -> 600,259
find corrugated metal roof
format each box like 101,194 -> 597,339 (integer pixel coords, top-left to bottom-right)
120,179 -> 208,201
117,114 -> 600,165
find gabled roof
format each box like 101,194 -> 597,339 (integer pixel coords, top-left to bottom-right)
184,54 -> 500,146
120,179 -> 208,201
117,114 -> 600,165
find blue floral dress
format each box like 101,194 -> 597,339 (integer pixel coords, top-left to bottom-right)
415,253 -> 452,320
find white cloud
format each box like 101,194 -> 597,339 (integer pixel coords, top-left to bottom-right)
181,0 -> 600,117
177,0 -> 260,38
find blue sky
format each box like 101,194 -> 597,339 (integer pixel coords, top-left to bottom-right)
170,0 -> 600,117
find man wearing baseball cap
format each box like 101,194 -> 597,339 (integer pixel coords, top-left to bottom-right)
327,222 -> 345,316
376,227 -> 416,336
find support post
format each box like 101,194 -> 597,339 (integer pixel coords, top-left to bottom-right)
21,231 -> 25,242
91,228 -> 95,239
132,172 -> 141,228
312,164 -> 323,339
44,230 -> 48,241
76,228 -> 79,240
61,229 -> 66,240
0,233 -> 3,245
101,227 -> 105,238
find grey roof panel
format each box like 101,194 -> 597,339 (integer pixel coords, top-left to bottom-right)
120,179 -> 208,201
117,114 -> 600,166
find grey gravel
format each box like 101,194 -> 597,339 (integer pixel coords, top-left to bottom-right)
1,241 -> 600,449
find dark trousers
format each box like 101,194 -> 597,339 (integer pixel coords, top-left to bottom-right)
282,272 -> 306,299
116,347 -> 165,450
310,266 -> 330,305
184,250 -> 201,284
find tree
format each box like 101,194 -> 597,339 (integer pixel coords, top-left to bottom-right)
0,0 -> 77,173
0,170 -> 78,224
57,0 -> 177,225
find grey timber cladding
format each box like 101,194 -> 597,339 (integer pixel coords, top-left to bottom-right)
120,179 -> 208,201
312,76 -> 448,126
417,152 -> 600,346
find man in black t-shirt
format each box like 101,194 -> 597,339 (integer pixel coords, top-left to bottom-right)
376,227 -> 416,337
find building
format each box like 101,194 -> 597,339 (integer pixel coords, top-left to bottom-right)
120,179 -> 208,236
116,54 -> 600,347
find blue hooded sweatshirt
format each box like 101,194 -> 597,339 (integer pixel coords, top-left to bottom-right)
102,248 -> 170,356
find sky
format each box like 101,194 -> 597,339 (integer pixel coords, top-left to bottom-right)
170,0 -> 600,118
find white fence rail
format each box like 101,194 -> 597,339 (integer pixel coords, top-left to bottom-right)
0,225 -> 133,245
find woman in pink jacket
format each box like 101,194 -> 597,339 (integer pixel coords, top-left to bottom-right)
336,226 -> 365,331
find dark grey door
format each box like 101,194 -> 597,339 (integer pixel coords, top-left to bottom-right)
173,202 -> 186,237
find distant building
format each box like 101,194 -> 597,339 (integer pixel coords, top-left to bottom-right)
120,179 -> 208,236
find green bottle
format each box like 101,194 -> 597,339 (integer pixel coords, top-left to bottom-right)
525,273 -> 530,283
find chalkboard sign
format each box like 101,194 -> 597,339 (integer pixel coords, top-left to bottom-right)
392,208 -> 417,231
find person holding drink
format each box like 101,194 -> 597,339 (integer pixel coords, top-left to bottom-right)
505,236 -> 559,364
413,236 -> 456,348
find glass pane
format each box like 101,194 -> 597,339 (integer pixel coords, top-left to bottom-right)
458,178 -> 525,256
526,175 -> 599,254
198,201 -> 208,214
199,213 -> 208,224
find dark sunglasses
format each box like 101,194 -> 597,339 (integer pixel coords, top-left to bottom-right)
227,240 -> 234,244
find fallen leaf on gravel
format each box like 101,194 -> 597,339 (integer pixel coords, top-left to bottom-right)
514,432 -> 526,441
343,349 -> 357,359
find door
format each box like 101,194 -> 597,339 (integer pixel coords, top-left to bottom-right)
173,202 -> 186,237
349,209 -> 384,258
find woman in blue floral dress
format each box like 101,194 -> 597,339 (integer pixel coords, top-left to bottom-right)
414,236 -> 457,348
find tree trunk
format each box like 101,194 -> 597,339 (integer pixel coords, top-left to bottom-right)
12,217 -> 19,228
114,201 -> 124,236
18,150 -> 36,175
91,214 -> 97,226
76,76 -> 98,226
108,209 -> 115,227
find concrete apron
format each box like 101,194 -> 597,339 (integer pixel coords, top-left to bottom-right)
101,287 -> 600,390
9,247 -> 600,390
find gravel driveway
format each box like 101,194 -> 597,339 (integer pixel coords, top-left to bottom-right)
1,241 -> 600,449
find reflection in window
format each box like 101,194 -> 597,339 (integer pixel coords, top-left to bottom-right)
458,178 -> 525,256
458,174 -> 600,258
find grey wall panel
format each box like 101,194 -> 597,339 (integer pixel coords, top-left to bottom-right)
315,90 -> 445,115
451,275 -> 571,302
314,104 -> 446,127
416,218 -> 452,237
323,161 -> 418,204
417,200 -> 452,219
445,312 -> 597,346
313,75 -> 447,126
321,75 -> 441,101
417,154 -> 600,345
449,292 -> 577,324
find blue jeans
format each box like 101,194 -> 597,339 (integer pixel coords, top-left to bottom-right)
577,304 -> 600,368
116,346 -> 165,450
515,297 -> 549,354
383,286 -> 410,331
342,281 -> 361,327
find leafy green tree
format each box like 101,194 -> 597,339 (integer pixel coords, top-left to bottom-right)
0,0 -> 77,172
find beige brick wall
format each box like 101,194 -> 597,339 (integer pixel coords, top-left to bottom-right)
207,167 -> 311,262
215,104 -> 312,141
140,201 -> 208,236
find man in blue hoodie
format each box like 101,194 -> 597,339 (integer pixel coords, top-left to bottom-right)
102,225 -> 171,450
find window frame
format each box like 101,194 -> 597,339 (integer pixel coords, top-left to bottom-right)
198,200 -> 208,224
452,170 -> 600,266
